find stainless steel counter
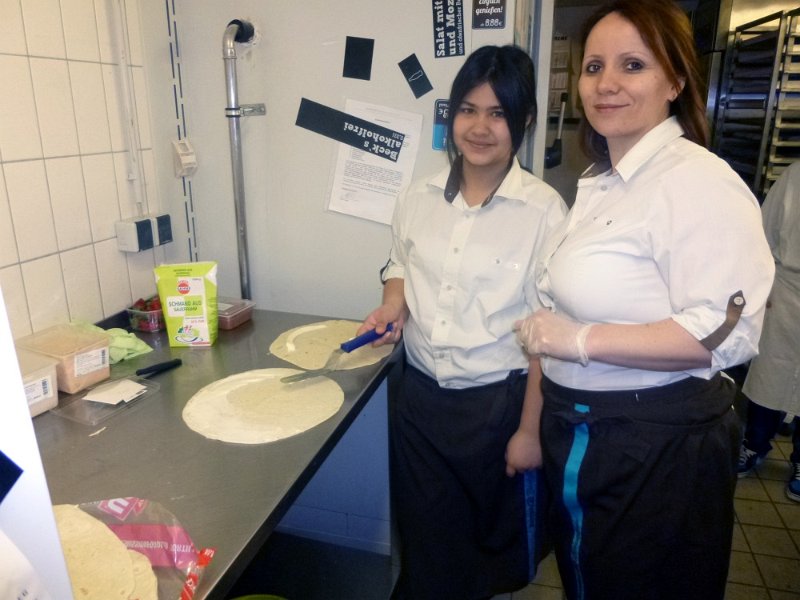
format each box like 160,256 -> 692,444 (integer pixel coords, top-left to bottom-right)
32,309 -> 400,599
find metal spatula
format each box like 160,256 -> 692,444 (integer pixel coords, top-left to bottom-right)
280,323 -> 393,384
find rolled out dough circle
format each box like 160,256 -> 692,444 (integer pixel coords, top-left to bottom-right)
182,368 -> 344,444
53,504 -> 137,600
270,319 -> 394,370
128,549 -> 158,600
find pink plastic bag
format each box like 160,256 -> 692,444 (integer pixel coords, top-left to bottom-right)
76,497 -> 215,599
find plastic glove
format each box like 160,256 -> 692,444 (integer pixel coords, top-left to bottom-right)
514,309 -> 593,366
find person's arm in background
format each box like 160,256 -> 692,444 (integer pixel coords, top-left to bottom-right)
358,277 -> 407,346
505,356 -> 543,476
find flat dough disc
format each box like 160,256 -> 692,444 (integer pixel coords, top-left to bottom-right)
53,504 -> 136,600
270,319 -> 393,370
128,550 -> 158,600
182,368 -> 344,444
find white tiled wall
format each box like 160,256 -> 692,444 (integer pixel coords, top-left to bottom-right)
0,0 -> 165,339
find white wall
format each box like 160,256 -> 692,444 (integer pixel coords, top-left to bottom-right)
0,0 -> 173,340
1,0 -> 539,333
140,0 -> 519,321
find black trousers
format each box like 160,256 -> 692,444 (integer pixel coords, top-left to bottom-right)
541,374 -> 741,600
391,364 -> 530,600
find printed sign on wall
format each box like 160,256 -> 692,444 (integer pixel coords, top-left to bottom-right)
296,98 -> 406,162
432,0 -> 465,57
432,99 -> 449,150
473,0 -> 506,29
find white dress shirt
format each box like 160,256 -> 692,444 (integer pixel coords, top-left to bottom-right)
384,158 -> 566,388
537,117 -> 775,391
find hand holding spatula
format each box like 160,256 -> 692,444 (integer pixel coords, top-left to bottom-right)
280,323 -> 393,384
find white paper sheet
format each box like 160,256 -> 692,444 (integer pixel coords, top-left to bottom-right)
83,378 -> 147,405
328,100 -> 423,225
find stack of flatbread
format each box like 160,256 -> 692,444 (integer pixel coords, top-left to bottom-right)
53,504 -> 157,600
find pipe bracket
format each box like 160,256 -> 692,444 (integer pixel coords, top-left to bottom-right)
225,104 -> 266,118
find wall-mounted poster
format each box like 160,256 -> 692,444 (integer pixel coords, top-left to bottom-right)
328,100 -> 423,225
432,0 -> 465,57
433,99 -> 449,150
473,0 -> 506,29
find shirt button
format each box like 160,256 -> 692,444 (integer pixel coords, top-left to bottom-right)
600,185 -> 608,191
446,284 -> 453,291
453,247 -> 460,254
441,320 -> 446,326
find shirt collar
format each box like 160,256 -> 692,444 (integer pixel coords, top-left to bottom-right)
615,116 -> 685,181
579,117 -> 685,182
432,156 -> 525,206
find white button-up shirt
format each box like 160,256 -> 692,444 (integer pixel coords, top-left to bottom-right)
537,117 -> 775,391
384,159 -> 566,388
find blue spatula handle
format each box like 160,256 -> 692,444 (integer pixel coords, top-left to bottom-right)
340,323 -> 394,353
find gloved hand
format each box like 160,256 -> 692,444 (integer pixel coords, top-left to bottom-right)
514,309 -> 593,366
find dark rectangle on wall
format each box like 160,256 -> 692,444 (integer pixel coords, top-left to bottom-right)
472,0 -> 506,29
432,0 -> 465,57
343,36 -> 375,80
398,54 -> 434,98
295,98 -> 406,162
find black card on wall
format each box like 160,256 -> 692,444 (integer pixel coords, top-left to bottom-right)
398,54 -> 434,99
343,36 -> 375,80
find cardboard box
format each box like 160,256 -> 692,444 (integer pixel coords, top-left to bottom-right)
15,347 -> 59,417
16,324 -> 110,394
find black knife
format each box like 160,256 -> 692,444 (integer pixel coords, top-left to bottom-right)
135,358 -> 182,378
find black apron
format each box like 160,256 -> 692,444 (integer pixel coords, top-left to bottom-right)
390,363 -> 544,600
541,374 -> 741,600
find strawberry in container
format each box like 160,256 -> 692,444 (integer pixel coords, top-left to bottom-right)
127,295 -> 166,332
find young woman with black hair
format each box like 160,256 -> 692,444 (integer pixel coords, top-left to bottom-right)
358,44 -> 566,599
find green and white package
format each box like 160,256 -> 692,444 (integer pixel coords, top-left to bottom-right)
154,262 -> 218,347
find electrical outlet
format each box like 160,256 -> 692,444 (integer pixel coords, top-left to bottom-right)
154,214 -> 173,245
115,218 -> 154,252
116,214 -> 172,252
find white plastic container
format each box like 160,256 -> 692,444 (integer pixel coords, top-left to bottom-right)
15,347 -> 59,417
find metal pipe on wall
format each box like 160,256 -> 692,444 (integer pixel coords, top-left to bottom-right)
222,19 -> 257,300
